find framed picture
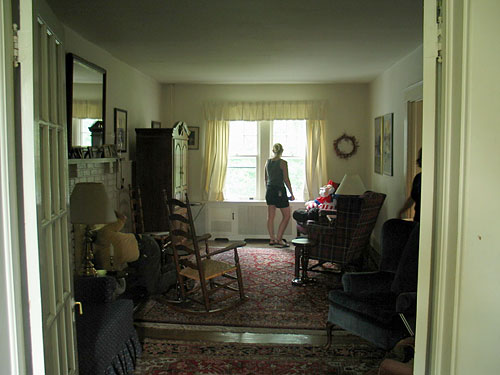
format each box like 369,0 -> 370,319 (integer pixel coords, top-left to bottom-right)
188,126 -> 199,150
374,116 -> 383,174
151,121 -> 161,128
383,113 -> 394,176
102,144 -> 117,158
114,108 -> 128,152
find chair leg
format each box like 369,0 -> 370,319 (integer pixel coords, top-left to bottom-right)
199,278 -> 211,312
294,246 -> 301,278
235,264 -> 245,300
325,322 -> 334,350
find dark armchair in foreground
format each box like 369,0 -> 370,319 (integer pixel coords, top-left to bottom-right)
74,276 -> 141,375
325,219 -> 419,350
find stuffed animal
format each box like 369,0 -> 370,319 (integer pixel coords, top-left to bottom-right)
305,180 -> 339,211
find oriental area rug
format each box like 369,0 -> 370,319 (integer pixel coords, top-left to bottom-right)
133,332 -> 386,375
134,247 -> 342,330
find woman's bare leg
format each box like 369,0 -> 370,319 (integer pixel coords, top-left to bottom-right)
276,206 -> 291,242
267,205 -> 277,242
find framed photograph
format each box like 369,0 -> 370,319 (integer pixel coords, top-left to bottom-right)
383,113 -> 394,176
151,121 -> 161,129
102,144 -> 117,158
114,108 -> 128,152
188,126 -> 199,150
87,146 -> 102,158
70,146 -> 85,159
374,116 -> 383,174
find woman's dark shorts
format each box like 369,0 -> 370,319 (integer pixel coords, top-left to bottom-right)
266,185 -> 289,208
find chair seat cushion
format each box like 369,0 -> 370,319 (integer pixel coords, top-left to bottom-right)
328,289 -> 398,325
180,259 -> 236,280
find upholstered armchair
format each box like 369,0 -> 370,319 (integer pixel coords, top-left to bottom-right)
299,191 -> 386,275
74,276 -> 141,375
325,219 -> 420,350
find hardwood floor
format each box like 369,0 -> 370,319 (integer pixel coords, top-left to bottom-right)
136,323 -> 327,346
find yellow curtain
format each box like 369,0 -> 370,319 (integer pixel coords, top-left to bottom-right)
203,100 -> 327,201
306,119 -> 328,200
204,101 -> 325,121
72,100 -> 102,119
202,120 -> 229,201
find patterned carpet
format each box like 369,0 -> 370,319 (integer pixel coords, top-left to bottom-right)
134,247 -> 342,330
134,332 -> 385,375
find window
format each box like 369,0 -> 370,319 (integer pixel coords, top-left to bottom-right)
224,121 -> 258,200
72,118 -> 98,146
224,120 -> 306,201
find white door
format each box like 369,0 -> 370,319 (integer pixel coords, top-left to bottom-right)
36,19 -> 77,375
18,10 -> 78,373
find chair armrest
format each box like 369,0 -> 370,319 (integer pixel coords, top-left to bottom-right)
342,271 -> 395,296
396,292 -> 417,314
196,233 -> 211,242
203,241 -> 246,257
74,276 -> 116,303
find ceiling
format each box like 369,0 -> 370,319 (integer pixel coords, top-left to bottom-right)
45,0 -> 423,84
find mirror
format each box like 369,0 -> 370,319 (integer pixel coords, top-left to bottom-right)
66,53 -> 106,155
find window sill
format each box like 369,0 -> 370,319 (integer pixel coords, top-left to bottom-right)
207,200 -> 305,204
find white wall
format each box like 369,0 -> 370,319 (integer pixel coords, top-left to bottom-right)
163,83 -> 371,203
369,46 -> 423,248
38,0 -> 163,222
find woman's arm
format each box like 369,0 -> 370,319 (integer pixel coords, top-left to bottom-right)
280,160 -> 295,201
398,196 -> 415,218
264,160 -> 269,185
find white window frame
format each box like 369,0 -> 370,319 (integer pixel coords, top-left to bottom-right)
226,120 -> 306,201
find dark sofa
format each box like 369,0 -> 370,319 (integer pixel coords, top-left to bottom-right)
325,219 -> 419,350
74,276 -> 142,375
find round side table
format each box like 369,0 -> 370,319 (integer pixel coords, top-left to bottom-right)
291,237 -> 317,286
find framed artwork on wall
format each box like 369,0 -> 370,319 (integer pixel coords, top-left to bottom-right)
151,121 -> 161,128
383,113 -> 393,176
114,108 -> 128,152
374,116 -> 383,174
188,126 -> 199,150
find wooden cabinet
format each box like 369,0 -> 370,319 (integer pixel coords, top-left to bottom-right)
134,122 -> 189,232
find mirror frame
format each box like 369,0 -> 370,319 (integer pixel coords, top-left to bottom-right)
66,53 -> 107,153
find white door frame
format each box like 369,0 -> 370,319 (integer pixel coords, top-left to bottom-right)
0,0 -> 28,373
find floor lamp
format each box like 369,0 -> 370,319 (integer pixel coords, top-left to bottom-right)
70,182 -> 116,276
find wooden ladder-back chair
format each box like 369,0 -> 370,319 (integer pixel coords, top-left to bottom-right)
163,192 -> 247,313
129,185 -> 170,242
129,185 -> 171,266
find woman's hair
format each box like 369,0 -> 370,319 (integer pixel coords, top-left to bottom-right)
272,143 -> 284,156
416,148 -> 422,168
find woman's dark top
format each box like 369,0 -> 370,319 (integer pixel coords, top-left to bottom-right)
411,172 -> 422,222
265,159 -> 289,208
266,159 -> 284,187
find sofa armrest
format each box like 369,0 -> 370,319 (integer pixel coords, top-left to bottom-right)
342,271 -> 395,296
74,276 -> 117,303
396,292 -> 417,314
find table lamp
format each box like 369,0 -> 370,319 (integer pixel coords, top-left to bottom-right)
335,174 -> 366,196
70,182 -> 116,276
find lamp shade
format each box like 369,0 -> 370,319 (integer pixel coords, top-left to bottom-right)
335,174 -> 366,196
70,183 -> 116,224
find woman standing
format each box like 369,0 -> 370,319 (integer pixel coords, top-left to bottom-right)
398,148 -> 422,222
265,143 -> 295,247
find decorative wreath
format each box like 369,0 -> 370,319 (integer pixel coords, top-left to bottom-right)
333,133 -> 359,159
